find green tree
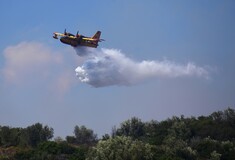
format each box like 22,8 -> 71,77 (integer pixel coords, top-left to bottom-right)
116,117 -> 145,139
144,120 -> 171,145
54,136 -> 64,143
26,123 -> 54,147
66,135 -> 77,144
191,108 -> 235,141
14,141 -> 89,160
158,120 -> 197,160
210,150 -> 221,160
0,126 -> 21,147
101,134 -> 110,140
86,136 -> 154,160
162,136 -> 197,160
73,125 -> 97,145
167,121 -> 191,141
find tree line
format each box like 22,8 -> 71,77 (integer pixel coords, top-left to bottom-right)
0,108 -> 235,159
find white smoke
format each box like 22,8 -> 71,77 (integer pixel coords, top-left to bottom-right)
74,48 -> 209,87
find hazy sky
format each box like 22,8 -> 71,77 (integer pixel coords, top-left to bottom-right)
0,0 -> 234,138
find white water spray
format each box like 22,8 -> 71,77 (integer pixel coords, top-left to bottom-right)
74,47 -> 208,87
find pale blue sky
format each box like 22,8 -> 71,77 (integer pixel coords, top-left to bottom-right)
0,0 -> 234,138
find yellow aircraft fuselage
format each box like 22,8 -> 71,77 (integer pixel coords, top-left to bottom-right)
53,30 -> 103,48
60,36 -> 98,48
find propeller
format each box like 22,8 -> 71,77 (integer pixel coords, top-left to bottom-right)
76,31 -> 79,37
64,29 -> 67,35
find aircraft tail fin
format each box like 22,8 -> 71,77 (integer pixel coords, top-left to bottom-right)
92,31 -> 101,40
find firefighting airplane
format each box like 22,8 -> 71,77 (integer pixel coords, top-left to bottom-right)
53,29 -> 104,48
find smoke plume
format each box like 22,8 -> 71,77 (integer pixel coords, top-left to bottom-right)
74,47 -> 208,87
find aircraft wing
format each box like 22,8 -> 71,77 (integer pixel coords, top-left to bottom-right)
53,32 -> 77,39
68,36 -> 77,39
54,32 -> 65,36
82,37 -> 96,41
82,37 -> 104,42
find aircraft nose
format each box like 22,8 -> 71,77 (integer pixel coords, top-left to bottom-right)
53,35 -> 58,39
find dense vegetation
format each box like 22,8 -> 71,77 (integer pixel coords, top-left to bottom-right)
0,108 -> 234,160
